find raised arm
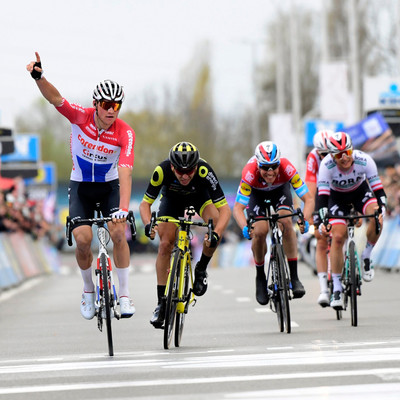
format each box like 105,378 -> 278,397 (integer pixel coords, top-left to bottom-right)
26,52 -> 63,107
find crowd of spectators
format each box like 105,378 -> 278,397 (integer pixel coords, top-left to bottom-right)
380,164 -> 400,217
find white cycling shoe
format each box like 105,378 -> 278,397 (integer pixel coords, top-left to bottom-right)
120,296 -> 136,318
362,259 -> 375,282
80,292 -> 95,320
317,291 -> 330,308
330,291 -> 344,310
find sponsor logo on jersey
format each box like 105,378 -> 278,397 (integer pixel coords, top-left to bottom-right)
245,171 -> 255,182
291,173 -> 303,189
239,181 -> 252,196
78,134 -> 115,154
284,164 -> 295,176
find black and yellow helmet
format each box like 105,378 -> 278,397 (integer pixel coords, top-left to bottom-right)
169,142 -> 200,171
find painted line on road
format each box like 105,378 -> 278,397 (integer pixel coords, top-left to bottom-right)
1,368 -> 399,395
0,277 -> 43,303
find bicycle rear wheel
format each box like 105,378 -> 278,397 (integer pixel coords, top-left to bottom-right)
175,258 -> 191,347
100,253 -> 113,356
349,241 -> 358,327
276,244 -> 291,334
164,251 -> 179,349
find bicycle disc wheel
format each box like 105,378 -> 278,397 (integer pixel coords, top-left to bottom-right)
100,253 -> 113,356
164,251 -> 179,349
276,244 -> 291,334
349,241 -> 358,327
175,259 -> 190,347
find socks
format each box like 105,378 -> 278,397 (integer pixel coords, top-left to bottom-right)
116,266 -> 130,298
157,285 -> 166,303
332,273 -> 342,293
288,258 -> 298,281
197,253 -> 211,271
318,272 -> 328,293
80,267 -> 94,293
361,241 -> 375,260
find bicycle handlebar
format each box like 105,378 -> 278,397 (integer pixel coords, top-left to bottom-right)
323,208 -> 381,235
148,207 -> 214,242
246,208 -> 304,232
65,211 -> 137,246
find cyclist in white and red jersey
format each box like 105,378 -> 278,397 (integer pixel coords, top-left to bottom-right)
305,130 -> 334,307
317,131 -> 386,310
26,52 -> 136,319
233,141 -> 314,305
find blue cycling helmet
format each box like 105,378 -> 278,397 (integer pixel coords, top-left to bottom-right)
255,141 -> 281,167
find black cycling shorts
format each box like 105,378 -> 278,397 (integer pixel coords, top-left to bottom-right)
328,180 -> 377,217
246,182 -> 294,217
158,189 -> 212,219
68,179 -> 120,228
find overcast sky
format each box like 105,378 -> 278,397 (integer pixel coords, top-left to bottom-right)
0,0 -> 320,129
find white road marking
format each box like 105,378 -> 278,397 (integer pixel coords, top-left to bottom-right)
236,297 -> 251,302
0,277 -> 43,303
0,368 -> 399,395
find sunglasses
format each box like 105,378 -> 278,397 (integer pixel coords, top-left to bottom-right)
260,163 -> 280,171
98,100 -> 122,112
174,167 -> 196,176
333,148 -> 353,160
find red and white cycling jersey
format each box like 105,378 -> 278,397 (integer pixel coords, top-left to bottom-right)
305,148 -> 322,183
318,150 -> 383,196
235,156 -> 308,206
56,98 -> 135,182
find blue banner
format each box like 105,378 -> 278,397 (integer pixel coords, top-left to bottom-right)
25,162 -> 56,186
345,112 -> 389,148
1,134 -> 40,163
305,119 -> 345,146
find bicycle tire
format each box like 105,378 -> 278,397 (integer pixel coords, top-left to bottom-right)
175,256 -> 191,347
328,274 -> 342,320
276,244 -> 291,334
269,249 -> 284,332
349,241 -> 358,327
164,250 -> 179,349
100,253 -> 113,356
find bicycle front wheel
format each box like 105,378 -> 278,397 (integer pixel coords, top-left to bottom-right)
349,241 -> 358,327
100,253 -> 113,356
276,244 -> 291,334
175,257 -> 191,347
164,250 -> 179,349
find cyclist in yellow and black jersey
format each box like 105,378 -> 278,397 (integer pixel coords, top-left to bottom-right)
139,142 -> 231,328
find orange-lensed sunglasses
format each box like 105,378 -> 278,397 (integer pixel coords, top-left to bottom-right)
333,148 -> 353,160
98,100 -> 122,112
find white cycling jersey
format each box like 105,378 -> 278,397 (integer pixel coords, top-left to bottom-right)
318,149 -> 383,195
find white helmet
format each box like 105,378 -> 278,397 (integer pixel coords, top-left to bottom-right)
313,130 -> 334,152
255,141 -> 281,167
93,79 -> 124,102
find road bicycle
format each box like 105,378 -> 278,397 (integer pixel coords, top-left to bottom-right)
148,206 -> 213,349
324,207 -> 381,327
247,200 -> 305,334
66,206 -> 136,356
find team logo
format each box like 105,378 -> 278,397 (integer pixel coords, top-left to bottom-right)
239,181 -> 252,196
284,164 -> 295,176
291,173 -> 303,189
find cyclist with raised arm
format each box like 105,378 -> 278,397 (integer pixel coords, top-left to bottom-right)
26,52 -> 136,319
233,141 -> 314,305
318,132 -> 386,310
139,142 -> 231,329
305,130 -> 334,307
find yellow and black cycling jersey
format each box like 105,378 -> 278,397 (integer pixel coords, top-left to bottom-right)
142,158 -> 228,209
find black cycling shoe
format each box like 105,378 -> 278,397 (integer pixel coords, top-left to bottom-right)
255,275 -> 269,305
150,301 -> 166,329
291,279 -> 306,298
193,265 -> 208,296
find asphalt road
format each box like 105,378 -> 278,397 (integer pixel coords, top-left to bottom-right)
1,253 -> 400,399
